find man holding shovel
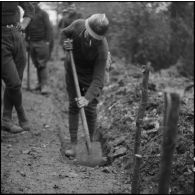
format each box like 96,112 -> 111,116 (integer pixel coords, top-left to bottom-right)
62,13 -> 109,157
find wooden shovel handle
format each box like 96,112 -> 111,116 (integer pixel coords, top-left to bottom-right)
27,47 -> 30,90
69,50 -> 92,150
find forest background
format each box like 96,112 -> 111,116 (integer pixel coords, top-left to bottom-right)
44,1 -> 194,77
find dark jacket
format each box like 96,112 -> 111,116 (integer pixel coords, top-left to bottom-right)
25,6 -> 52,42
2,2 -> 34,26
63,19 -> 109,102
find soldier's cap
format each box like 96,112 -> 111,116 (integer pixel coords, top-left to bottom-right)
85,13 -> 109,40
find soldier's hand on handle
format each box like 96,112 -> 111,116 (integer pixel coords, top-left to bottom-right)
63,39 -> 73,51
75,97 -> 89,108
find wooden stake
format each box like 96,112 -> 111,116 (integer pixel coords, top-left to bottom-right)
131,62 -> 150,194
158,91 -> 180,194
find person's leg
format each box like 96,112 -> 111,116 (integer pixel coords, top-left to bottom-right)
13,29 -> 30,131
2,87 -> 23,133
39,67 -> 48,89
68,99 -> 79,144
1,29 -> 25,133
84,99 -> 98,142
49,38 -> 54,60
30,44 -> 41,90
34,41 -> 50,94
2,87 -> 13,121
64,64 -> 79,156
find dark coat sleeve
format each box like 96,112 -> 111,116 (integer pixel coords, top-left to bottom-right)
62,20 -> 75,39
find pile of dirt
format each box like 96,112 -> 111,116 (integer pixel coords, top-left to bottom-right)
96,63 -> 194,194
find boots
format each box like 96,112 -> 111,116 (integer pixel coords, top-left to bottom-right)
2,118 -> 23,134
16,105 -> 30,131
2,89 -> 24,133
41,85 -> 51,94
39,68 -> 50,94
65,143 -> 77,157
33,70 -> 41,91
34,72 -> 41,90
65,113 -> 79,157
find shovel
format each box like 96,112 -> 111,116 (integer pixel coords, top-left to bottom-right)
66,39 -> 103,167
27,41 -> 31,90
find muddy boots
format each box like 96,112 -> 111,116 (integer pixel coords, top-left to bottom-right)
2,89 -> 29,133
2,108 -> 24,134
33,70 -> 41,91
64,108 -> 97,157
16,105 -> 30,131
34,68 -> 50,94
65,143 -> 77,157
2,88 -> 23,133
65,114 -> 79,157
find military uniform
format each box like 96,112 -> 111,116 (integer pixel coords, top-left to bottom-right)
25,4 -> 53,94
63,18 -> 109,151
1,2 -> 34,133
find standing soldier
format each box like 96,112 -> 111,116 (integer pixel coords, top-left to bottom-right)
58,8 -> 69,31
64,4 -> 82,27
1,2 -> 34,133
25,2 -> 53,94
62,13 -> 109,156
58,4 -> 82,32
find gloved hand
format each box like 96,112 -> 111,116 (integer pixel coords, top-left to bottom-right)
63,39 -> 73,51
75,96 -> 89,108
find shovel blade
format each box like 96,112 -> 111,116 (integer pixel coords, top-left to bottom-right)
76,141 -> 103,167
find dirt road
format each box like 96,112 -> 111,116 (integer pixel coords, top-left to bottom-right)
1,51 -> 129,193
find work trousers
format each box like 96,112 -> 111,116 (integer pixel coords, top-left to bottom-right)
65,62 -> 98,144
49,38 -> 54,60
1,26 -> 27,122
29,40 -> 49,86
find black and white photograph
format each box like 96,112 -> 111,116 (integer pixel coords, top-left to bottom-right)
1,1 -> 194,194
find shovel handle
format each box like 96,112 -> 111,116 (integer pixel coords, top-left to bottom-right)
68,49 -> 92,151
27,47 -> 30,90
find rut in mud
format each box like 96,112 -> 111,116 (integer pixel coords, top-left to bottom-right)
1,51 -> 130,193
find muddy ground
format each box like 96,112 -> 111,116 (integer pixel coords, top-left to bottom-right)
1,46 -> 194,194
1,48 -> 130,194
